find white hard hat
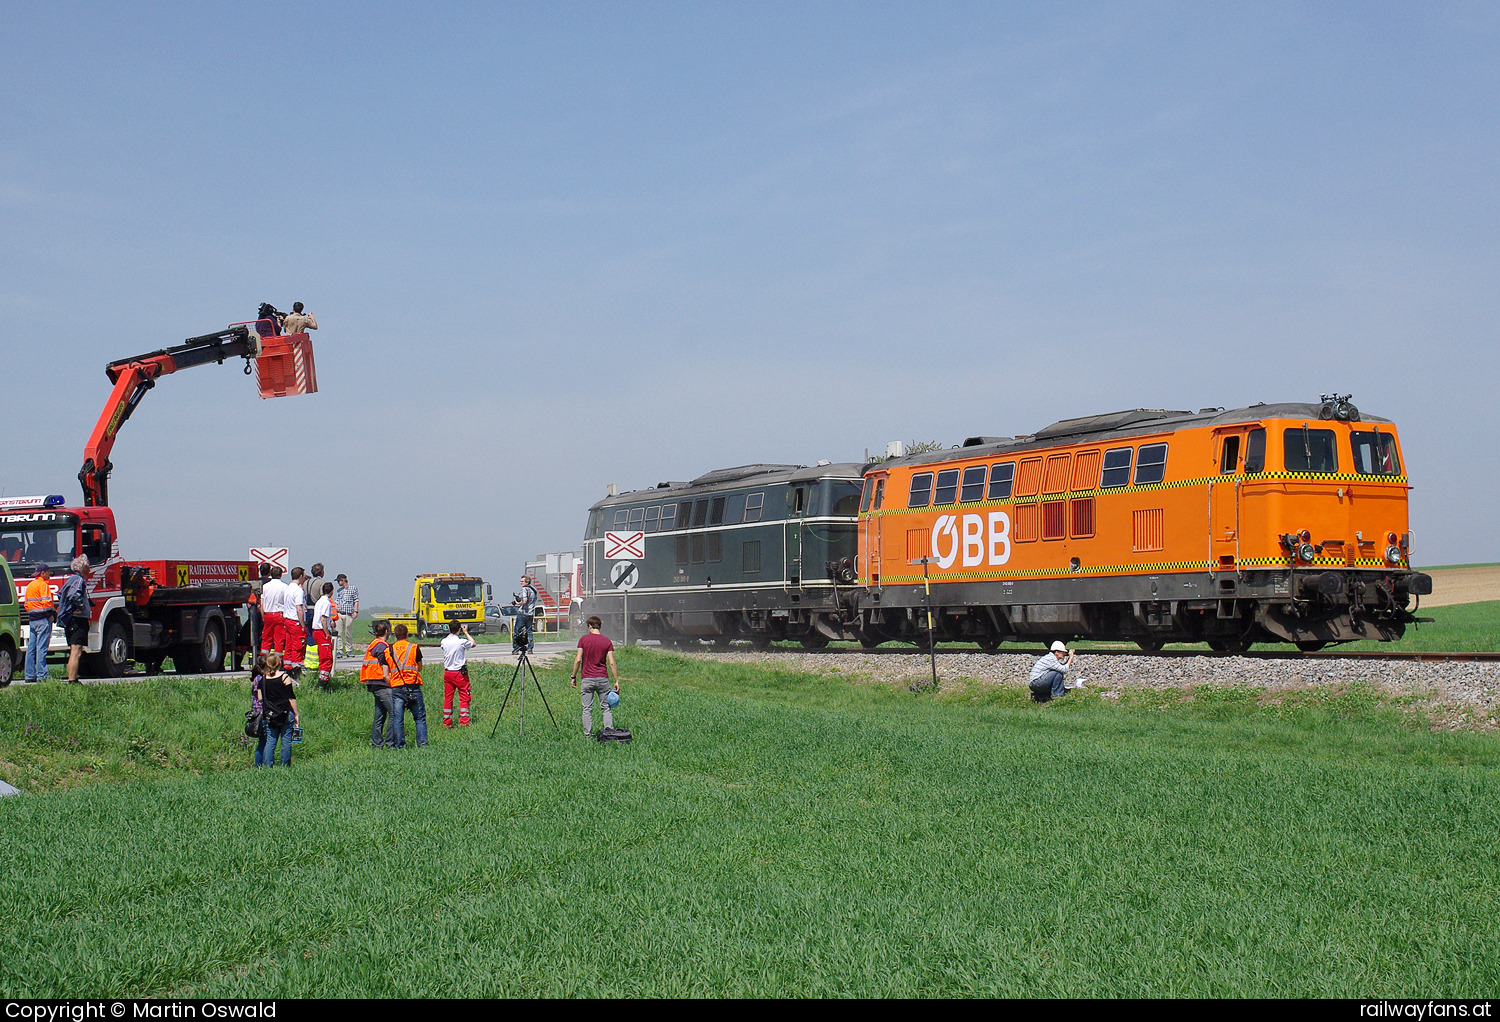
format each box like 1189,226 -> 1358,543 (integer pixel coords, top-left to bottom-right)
1050,640 -> 1067,652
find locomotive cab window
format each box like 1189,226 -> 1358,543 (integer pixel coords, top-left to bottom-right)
959,466 -> 987,502
908,473 -> 933,508
644,506 -> 661,532
987,463 -> 1015,500
1244,430 -> 1266,473
627,507 -> 645,528
1220,436 -> 1240,474
1134,444 -> 1168,486
860,479 -> 875,513
1284,427 -> 1338,474
872,479 -> 885,510
744,492 -> 765,522
831,482 -> 862,515
1350,430 -> 1401,476
613,509 -> 628,529
933,469 -> 960,506
1101,447 -> 1133,488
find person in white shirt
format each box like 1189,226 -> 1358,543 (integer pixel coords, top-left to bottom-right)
1028,640 -> 1084,703
283,567 -> 308,676
260,567 -> 288,657
440,622 -> 478,727
311,581 -> 337,688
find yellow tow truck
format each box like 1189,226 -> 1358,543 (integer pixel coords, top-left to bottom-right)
374,573 -> 491,639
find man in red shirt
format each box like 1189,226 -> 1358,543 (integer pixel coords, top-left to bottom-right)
571,615 -> 620,736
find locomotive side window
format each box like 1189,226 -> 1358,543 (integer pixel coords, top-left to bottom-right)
1134,444 -> 1169,485
1015,459 -> 1043,496
744,492 -> 765,522
676,503 -> 692,529
933,469 -> 960,505
1072,450 -> 1101,491
724,494 -> 744,524
908,473 -> 934,508
613,509 -> 628,529
627,507 -> 645,528
1244,429 -> 1266,473
1101,448 -> 1133,487
987,463 -> 1015,500
860,479 -> 874,513
1284,428 -> 1337,473
1350,431 -> 1401,476
587,511 -> 600,538
1220,436 -> 1241,474
959,466 -> 987,503
644,507 -> 661,533
709,497 -> 726,525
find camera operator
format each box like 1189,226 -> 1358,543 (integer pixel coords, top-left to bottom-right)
512,575 -> 539,654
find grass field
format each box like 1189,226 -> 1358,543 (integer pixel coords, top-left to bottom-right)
1,650 -> 1497,997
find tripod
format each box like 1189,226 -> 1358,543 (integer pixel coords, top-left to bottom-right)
491,646 -> 558,738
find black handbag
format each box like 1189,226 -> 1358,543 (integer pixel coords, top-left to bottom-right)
244,708 -> 265,739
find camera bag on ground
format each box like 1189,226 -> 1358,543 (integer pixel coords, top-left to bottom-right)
595,727 -> 632,743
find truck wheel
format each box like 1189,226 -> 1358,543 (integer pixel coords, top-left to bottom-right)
0,642 -> 14,686
88,619 -> 132,678
178,620 -> 226,674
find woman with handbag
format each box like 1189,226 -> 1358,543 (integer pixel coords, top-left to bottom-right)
254,652 -> 300,768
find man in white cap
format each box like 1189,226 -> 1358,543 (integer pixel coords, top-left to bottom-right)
1029,640 -> 1083,702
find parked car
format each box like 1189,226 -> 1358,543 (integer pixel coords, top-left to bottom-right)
485,603 -> 517,635
0,558 -> 19,685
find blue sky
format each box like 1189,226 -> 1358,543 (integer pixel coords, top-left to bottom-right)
3,2 -> 1496,604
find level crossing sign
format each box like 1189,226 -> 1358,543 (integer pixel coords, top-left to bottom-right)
610,561 -> 639,591
604,531 -> 645,559
250,547 -> 289,572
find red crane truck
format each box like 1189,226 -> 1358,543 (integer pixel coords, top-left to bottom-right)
2,322 -> 317,681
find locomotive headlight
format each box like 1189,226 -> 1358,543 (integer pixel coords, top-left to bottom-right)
1298,542 -> 1317,562
1385,545 -> 1403,565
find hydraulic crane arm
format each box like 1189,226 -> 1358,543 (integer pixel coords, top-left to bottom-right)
79,326 -> 259,507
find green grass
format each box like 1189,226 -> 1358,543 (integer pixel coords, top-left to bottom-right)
1,652 -> 1497,997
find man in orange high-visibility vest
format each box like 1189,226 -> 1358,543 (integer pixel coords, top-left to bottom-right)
387,624 -> 427,748
23,564 -> 56,683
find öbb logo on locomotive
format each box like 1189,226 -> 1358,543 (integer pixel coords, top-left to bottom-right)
576,399 -> 1432,653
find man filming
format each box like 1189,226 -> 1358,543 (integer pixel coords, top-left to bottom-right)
512,574 -> 539,655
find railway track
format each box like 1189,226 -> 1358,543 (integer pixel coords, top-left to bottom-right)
672,643 -> 1499,664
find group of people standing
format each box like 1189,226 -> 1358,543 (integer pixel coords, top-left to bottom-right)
358,619 -> 478,747
19,558 -> 92,684
249,563 -> 360,687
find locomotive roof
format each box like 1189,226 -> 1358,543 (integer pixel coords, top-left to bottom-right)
590,461 -> 865,510
887,402 -> 1394,468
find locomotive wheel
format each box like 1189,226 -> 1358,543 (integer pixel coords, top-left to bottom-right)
1296,640 -> 1327,652
1208,638 -> 1252,653
1136,638 -> 1165,652
859,633 -> 884,649
976,637 -> 1000,652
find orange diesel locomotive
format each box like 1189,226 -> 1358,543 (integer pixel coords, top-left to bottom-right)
853,398 -> 1431,651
